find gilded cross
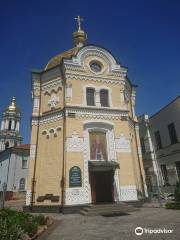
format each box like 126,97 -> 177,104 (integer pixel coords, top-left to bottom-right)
74,15 -> 84,31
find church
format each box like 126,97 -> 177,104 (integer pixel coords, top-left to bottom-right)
26,17 -> 147,210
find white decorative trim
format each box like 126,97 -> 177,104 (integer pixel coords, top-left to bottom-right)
42,77 -> 62,93
107,129 -> 117,161
48,94 -> 59,108
65,128 -> 91,205
66,73 -> 125,85
26,190 -> 32,206
66,131 -> 84,152
65,187 -> 90,205
115,134 -> 131,152
114,169 -> 121,202
32,111 -> 63,126
119,185 -> 138,201
65,83 -> 72,99
42,126 -> 61,138
30,144 -> 36,159
66,107 -> 128,120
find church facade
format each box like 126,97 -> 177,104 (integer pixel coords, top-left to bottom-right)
26,19 -> 146,208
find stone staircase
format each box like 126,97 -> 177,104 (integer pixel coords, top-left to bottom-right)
79,202 -> 139,216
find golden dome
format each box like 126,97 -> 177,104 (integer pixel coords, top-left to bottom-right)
45,47 -> 80,70
6,97 -> 20,113
45,16 -> 87,71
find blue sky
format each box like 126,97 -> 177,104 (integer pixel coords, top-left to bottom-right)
0,0 -> 180,143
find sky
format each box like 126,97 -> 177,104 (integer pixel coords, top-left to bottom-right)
0,0 -> 180,143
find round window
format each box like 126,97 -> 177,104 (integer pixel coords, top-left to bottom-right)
90,62 -> 102,73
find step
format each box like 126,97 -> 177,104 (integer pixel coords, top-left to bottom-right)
79,203 -> 139,216
82,205 -> 135,213
80,207 -> 138,216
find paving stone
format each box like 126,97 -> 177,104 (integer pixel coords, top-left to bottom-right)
39,208 -> 180,240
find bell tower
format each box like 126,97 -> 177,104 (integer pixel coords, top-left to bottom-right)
0,97 -> 23,152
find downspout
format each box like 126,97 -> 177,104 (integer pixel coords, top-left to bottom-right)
30,74 -> 42,210
61,64 -> 67,213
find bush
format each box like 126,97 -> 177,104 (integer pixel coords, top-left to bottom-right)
165,202 -> 180,209
0,218 -> 24,240
174,182 -> 180,202
33,214 -> 47,225
0,208 -> 46,239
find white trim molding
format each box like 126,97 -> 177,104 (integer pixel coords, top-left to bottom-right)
66,131 -> 84,152
65,187 -> 91,205
115,133 -> 131,152
119,185 -> 138,201
30,144 -> 36,160
26,190 -> 32,206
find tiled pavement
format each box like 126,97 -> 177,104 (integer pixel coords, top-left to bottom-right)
39,207 -> 180,240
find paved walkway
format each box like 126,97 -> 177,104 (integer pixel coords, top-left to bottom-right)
39,208 -> 180,240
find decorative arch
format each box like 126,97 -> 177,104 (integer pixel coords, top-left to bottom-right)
19,178 -> 25,190
74,45 -> 120,72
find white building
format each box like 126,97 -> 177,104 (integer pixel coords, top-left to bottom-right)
139,97 -> 180,196
0,97 -> 29,200
0,144 -> 30,200
0,97 -> 22,151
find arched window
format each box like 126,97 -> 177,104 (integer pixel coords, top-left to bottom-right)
100,89 -> 109,107
8,120 -> 12,130
86,88 -> 95,106
19,178 -> 25,190
5,142 -> 9,149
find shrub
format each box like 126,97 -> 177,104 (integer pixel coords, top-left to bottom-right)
0,218 -> 24,240
165,202 -> 180,209
0,208 -> 46,239
33,214 -> 46,225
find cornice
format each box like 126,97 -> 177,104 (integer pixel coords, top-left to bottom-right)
66,106 -> 129,120
32,110 -> 64,125
31,106 -> 129,125
65,73 -> 125,85
41,77 -> 62,92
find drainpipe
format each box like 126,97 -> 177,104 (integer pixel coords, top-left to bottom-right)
61,64 -> 67,213
30,73 -> 42,210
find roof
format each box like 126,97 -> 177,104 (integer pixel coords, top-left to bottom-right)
150,96 -> 180,119
14,144 -> 30,150
0,144 -> 30,158
45,47 -> 80,70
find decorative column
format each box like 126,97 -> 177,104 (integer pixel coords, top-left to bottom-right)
15,121 -> 20,131
95,89 -> 101,107
120,85 -> 125,104
1,120 -> 5,130
5,119 -> 9,130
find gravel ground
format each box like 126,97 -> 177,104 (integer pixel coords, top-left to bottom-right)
39,207 -> 180,240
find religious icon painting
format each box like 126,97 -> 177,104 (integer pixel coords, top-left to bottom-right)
89,131 -> 107,160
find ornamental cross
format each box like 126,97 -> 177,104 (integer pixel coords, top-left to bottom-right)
48,94 -> 59,108
74,15 -> 84,31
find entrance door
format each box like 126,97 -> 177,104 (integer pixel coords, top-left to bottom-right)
90,171 -> 114,203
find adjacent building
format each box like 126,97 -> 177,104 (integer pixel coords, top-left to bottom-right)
0,97 -> 22,151
26,18 -> 147,209
139,97 -> 180,196
0,144 -> 30,200
0,98 -> 29,200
